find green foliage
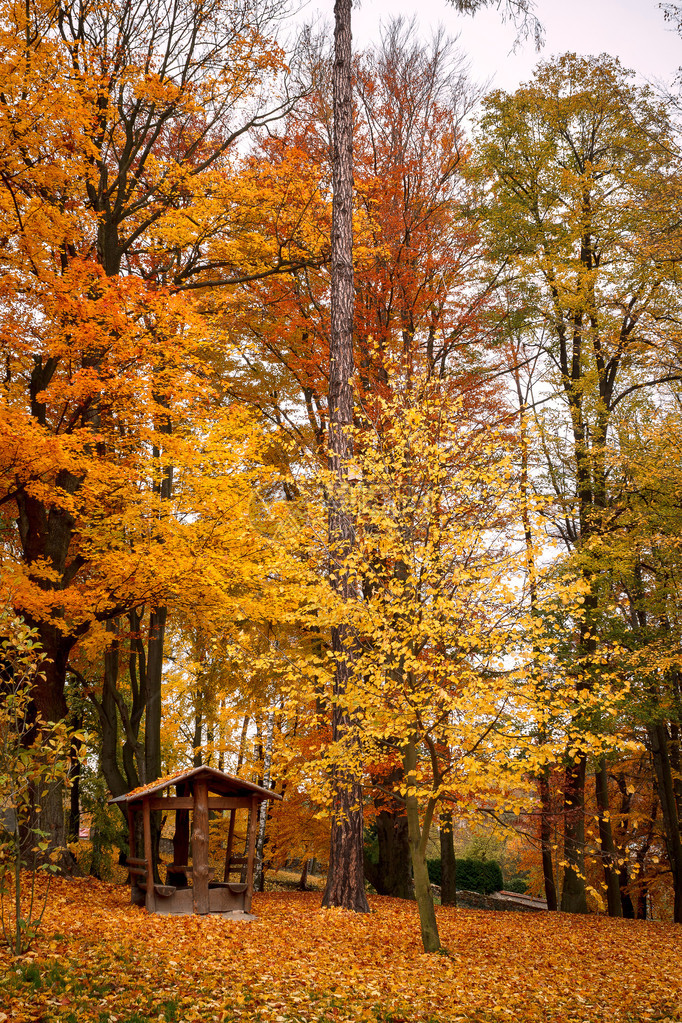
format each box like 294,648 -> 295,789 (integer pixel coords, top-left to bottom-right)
504,876 -> 529,894
455,858 -> 503,894
426,858 -> 441,886
74,775 -> 128,880
427,855 -> 503,893
0,615 -> 75,954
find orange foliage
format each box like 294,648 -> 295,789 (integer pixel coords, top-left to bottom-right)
2,877 -> 682,1022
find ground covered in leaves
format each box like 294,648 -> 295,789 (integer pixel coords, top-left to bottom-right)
2,878 -> 681,1023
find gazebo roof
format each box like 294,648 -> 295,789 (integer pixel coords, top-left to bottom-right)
108,765 -> 281,805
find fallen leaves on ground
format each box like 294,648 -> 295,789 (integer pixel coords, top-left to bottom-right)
2,878 -> 681,1023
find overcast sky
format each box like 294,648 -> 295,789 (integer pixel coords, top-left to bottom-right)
300,0 -> 681,93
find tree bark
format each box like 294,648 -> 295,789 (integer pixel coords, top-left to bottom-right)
560,752 -> 588,914
255,710 -> 275,892
372,807 -> 413,899
298,858 -> 310,891
595,757 -> 623,917
403,737 -> 440,951
321,0 -> 368,914
440,810 -> 457,907
538,765 -> 558,911
68,720 -> 84,843
648,722 -> 682,923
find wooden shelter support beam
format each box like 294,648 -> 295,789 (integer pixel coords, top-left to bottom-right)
127,806 -> 135,862
192,781 -> 210,915
150,796 -> 252,811
223,808 -> 237,882
142,798 -> 154,913
245,796 -> 259,913
169,782 -> 190,888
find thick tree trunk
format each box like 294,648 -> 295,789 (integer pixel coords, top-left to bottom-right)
538,765 -> 558,911
595,757 -> 622,917
648,722 -> 682,923
440,810 -> 457,907
372,807 -> 413,899
298,858 -> 310,891
28,627 -> 72,860
322,774 -> 369,911
145,607 -> 166,786
560,752 -> 588,914
322,0 -> 368,914
193,710 -> 203,767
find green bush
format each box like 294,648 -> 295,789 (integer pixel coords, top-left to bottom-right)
480,860 -> 503,894
504,876 -> 529,894
454,858 -> 503,895
426,856 -> 503,894
426,858 -> 441,886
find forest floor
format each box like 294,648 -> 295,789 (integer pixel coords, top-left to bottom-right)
1,877 -> 681,1023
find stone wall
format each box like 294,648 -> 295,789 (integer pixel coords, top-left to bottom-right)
453,889 -> 548,913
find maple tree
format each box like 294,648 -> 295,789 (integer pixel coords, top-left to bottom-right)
0,0 -> 309,849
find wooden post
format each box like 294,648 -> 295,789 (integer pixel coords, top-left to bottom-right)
142,798 -> 154,913
245,797 -> 259,913
223,808 -> 236,882
169,782 -> 190,888
192,781 -> 210,915
127,806 -> 135,862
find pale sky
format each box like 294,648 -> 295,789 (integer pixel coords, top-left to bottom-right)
302,0 -> 681,93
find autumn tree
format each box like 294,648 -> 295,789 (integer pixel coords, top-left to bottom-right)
221,20 -> 509,905
0,0 -> 309,847
474,53 -> 682,913
303,374 -> 576,950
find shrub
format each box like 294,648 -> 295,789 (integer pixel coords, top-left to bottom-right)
454,858 -> 503,895
480,860 -> 503,894
504,876 -> 528,894
0,616 -> 74,954
426,858 -> 441,886
427,856 -> 503,894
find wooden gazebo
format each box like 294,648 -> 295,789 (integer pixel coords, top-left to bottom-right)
109,766 -> 280,917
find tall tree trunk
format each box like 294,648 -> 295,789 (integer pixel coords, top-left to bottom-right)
322,0 -> 368,914
648,722 -> 682,923
440,810 -> 457,907
560,752 -> 588,914
27,626 -> 73,861
538,765 -> 558,911
595,757 -> 622,917
145,607 -> 166,883
403,737 -> 440,951
236,714 -> 249,773
615,771 -> 635,918
193,709 -> 203,768
68,718 -> 84,843
255,710 -> 275,892
145,606 -> 166,786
